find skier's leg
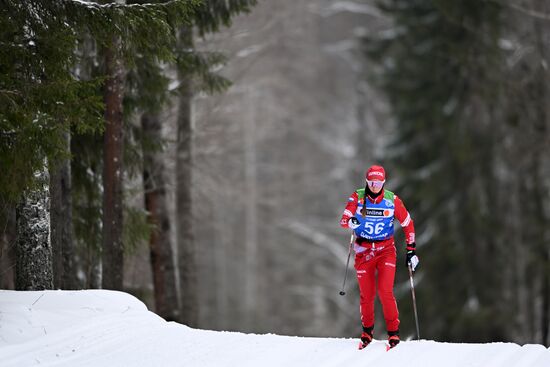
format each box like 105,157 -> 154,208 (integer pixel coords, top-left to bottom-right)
355,253 -> 376,330
376,246 -> 400,333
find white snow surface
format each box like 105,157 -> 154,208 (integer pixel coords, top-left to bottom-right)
1,290 -> 549,367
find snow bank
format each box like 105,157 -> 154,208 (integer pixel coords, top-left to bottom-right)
0,290 -> 549,367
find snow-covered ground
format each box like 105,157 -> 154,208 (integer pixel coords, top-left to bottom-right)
1,290 -> 549,367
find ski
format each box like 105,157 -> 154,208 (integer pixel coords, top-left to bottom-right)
358,339 -> 398,351
386,342 -> 399,351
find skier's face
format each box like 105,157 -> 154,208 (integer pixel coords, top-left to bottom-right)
367,179 -> 384,193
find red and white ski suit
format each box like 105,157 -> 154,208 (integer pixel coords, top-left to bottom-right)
340,189 -> 415,333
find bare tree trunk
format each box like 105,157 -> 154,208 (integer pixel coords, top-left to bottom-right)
142,112 -> 179,321
16,168 -> 53,290
243,88 -> 258,329
1,206 -> 16,289
102,34 -> 125,291
542,246 -> 550,346
532,7 -> 550,344
176,27 -> 198,326
50,131 -> 78,289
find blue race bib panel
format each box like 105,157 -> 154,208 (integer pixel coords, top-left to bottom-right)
353,189 -> 395,241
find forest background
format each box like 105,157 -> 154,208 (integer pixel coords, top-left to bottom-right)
1,0 -> 549,347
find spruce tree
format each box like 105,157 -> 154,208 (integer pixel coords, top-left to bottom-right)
366,0 -> 504,341
101,0 -> 127,291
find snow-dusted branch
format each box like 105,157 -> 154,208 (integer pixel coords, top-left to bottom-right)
64,0 -> 198,11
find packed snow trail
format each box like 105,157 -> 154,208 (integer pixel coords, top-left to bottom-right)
1,290 -> 549,367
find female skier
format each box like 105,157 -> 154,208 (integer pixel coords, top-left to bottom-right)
340,165 -> 419,349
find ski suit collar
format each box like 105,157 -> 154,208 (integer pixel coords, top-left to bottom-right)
366,189 -> 385,204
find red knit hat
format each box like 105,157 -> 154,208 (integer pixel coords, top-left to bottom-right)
366,165 -> 386,181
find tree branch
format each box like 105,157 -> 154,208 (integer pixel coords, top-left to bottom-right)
490,0 -> 550,21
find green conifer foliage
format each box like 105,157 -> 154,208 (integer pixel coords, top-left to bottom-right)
1,1 -> 99,201
0,0 -> 200,203
193,0 -> 256,35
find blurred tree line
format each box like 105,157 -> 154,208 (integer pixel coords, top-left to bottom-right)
366,0 -> 550,344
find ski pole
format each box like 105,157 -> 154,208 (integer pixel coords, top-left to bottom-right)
408,264 -> 420,340
339,232 -> 355,296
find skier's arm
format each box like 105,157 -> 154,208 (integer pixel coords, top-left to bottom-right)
394,195 -> 415,245
340,192 -> 359,228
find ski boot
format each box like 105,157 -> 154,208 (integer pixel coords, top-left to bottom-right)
387,330 -> 400,349
358,326 -> 374,350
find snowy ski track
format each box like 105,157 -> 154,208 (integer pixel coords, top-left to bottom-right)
0,290 -> 549,367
